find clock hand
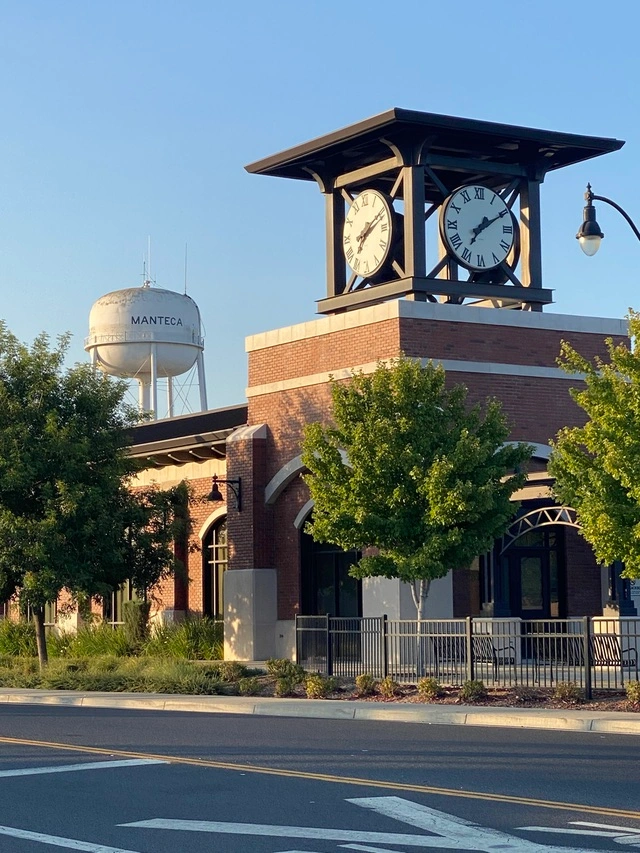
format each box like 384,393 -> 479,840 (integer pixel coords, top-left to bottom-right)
469,208 -> 510,245
356,209 -> 386,251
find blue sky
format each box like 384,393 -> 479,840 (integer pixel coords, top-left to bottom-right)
0,0 -> 637,411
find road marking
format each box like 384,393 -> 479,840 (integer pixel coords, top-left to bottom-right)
0,759 -> 167,778
518,820 -> 640,846
122,797 -> 623,852
0,824 -> 140,852
1,734 -> 639,822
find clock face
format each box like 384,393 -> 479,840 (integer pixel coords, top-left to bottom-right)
343,189 -> 393,277
440,185 -> 515,271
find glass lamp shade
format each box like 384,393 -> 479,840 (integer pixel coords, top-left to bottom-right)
578,234 -> 603,256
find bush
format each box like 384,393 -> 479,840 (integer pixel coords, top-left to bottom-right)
459,679 -> 487,703
417,677 -> 443,701
122,601 -> 151,652
274,676 -> 300,697
238,676 -> 262,696
50,624 -> 134,658
266,658 -> 305,682
355,673 -> 377,697
553,681 -> 583,704
143,617 -> 223,660
305,673 -> 336,699
378,676 -> 400,699
216,661 -> 248,682
626,680 -> 640,705
0,619 -> 37,657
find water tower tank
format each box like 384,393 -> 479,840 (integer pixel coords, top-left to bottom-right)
85,285 -> 207,418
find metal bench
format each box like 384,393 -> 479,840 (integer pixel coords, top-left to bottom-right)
590,633 -> 638,676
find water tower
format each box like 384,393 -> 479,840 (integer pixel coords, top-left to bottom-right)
85,282 -> 208,419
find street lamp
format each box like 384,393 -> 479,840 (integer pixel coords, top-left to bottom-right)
577,183 -> 640,256
205,474 -> 242,511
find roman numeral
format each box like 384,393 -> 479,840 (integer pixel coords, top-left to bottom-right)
449,232 -> 462,249
344,234 -> 351,244
461,190 -> 471,203
503,224 -> 513,234
381,223 -> 388,232
352,257 -> 361,272
474,187 -> 484,199
492,252 -> 501,265
461,247 -> 472,262
361,194 -> 369,206
450,202 -> 461,214
379,239 -> 387,249
345,216 -> 353,226
476,254 -> 486,267
346,247 -> 354,261
352,200 -> 360,213
500,239 -> 511,252
447,219 -> 458,230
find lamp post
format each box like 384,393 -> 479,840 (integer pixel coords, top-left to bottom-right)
577,183 -> 640,256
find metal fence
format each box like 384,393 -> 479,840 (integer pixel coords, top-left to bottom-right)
295,615 -> 640,697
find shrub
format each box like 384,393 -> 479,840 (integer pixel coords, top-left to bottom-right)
417,677 -> 443,701
305,673 -> 336,699
122,601 -> 151,652
378,676 -> 400,699
266,658 -> 305,682
51,624 -> 134,658
355,673 -> 377,697
459,679 -> 487,703
0,619 -> 37,657
216,661 -> 248,682
143,617 -> 223,660
274,676 -> 300,697
238,676 -> 262,696
553,681 -> 583,704
626,680 -> 640,705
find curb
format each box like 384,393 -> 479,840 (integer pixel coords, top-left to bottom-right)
2,689 -> 640,735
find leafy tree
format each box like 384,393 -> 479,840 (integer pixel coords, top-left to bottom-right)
0,323 -> 189,665
301,357 -> 532,618
550,311 -> 640,577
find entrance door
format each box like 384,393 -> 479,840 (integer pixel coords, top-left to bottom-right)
300,533 -> 361,617
507,550 -> 550,620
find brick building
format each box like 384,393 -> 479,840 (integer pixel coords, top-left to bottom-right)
127,110 -> 631,661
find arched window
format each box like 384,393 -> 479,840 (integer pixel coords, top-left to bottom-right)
203,518 -> 228,619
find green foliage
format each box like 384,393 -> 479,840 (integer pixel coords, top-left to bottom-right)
417,676 -> 443,700
625,680 -> 640,705
216,661 -> 248,682
302,357 -> 532,614
238,676 -> 262,696
47,624 -> 134,658
122,601 -> 151,652
266,658 -> 305,682
552,681 -> 583,704
143,618 -> 223,660
0,619 -> 37,656
550,312 -> 640,576
378,676 -> 401,698
459,679 -> 487,702
355,672 -> 377,697
274,676 -> 300,697
305,673 -> 337,699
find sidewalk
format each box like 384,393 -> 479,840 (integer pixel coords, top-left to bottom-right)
2,688 -> 640,736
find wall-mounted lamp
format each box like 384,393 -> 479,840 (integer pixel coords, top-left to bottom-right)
577,183 -> 640,256
205,474 -> 242,511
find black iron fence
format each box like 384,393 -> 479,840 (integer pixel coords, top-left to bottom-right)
295,615 -> 640,697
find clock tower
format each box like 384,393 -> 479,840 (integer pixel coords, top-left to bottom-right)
246,108 -> 623,313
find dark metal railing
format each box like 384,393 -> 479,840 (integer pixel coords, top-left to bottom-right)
295,615 -> 640,697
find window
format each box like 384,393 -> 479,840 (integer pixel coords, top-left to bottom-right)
203,518 -> 227,619
103,581 -> 137,627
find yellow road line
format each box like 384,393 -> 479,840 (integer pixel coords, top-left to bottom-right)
0,735 -> 638,822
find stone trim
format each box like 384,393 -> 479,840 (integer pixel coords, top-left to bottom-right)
245,301 -> 627,353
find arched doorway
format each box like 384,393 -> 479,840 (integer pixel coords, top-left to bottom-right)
489,502 -> 577,618
202,517 -> 227,619
300,529 -> 362,617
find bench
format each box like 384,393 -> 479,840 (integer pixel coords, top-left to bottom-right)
432,634 -> 516,680
533,633 -> 638,679
590,633 -> 638,675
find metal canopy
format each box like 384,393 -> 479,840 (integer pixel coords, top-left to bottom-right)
245,108 -> 624,199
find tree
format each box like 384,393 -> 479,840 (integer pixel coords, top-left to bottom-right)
0,323 -> 187,665
549,311 -> 640,578
301,357 -> 532,618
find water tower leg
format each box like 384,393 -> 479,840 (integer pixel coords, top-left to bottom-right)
167,376 -> 174,419
149,344 -> 158,419
138,379 -> 151,413
197,351 -> 208,411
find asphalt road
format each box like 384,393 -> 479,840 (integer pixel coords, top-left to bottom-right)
0,704 -> 639,852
